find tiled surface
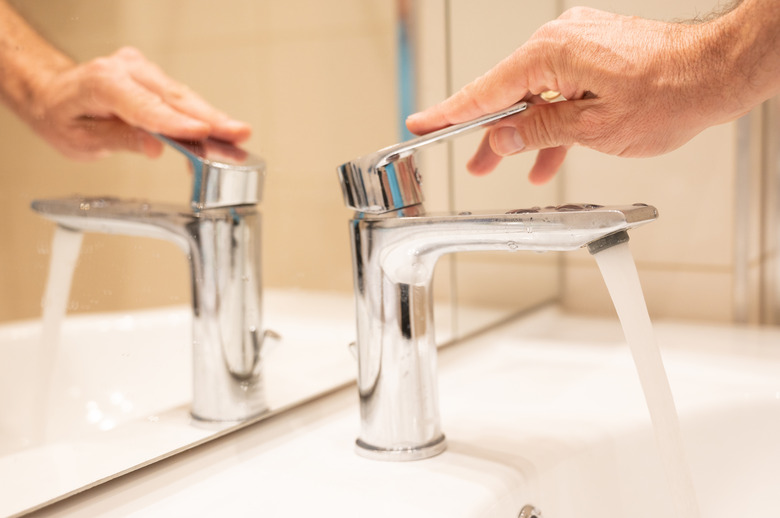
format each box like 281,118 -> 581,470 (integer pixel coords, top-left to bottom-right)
563,257 -> 734,322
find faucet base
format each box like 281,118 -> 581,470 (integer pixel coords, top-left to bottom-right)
355,434 -> 446,462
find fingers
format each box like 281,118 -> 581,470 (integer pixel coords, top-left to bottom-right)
405,21 -> 578,137
466,100 -> 588,178
81,47 -> 251,146
406,76 -> 528,136
90,71 -> 214,141
528,146 -> 569,184
114,48 -> 251,142
406,46 -> 544,136
466,132 -> 503,176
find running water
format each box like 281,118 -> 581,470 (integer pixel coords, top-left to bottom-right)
593,240 -> 701,518
34,226 -> 84,440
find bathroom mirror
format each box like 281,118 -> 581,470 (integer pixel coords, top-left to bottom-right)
0,1 -> 560,515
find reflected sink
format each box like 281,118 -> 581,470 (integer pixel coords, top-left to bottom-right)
0,308 -> 192,457
0,289 -> 360,518
24,306 -> 780,518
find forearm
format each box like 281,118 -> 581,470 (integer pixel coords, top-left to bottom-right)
0,0 -> 73,123
698,0 -> 780,121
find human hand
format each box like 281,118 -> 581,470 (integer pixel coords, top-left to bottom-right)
406,6 -> 751,185
28,47 -> 251,160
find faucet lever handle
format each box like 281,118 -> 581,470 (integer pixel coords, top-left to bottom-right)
377,101 -> 528,168
154,135 -> 266,211
337,102 -> 528,214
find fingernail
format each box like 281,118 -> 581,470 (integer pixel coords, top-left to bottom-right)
493,127 -> 525,156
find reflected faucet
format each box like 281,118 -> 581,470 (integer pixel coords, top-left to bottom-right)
32,136 -> 271,422
337,102 -> 658,460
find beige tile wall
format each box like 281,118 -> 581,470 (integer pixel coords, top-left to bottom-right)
559,0 -> 743,322
758,98 -> 780,324
0,0 -> 398,323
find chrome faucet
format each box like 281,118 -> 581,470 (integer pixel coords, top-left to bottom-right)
337,102 -> 658,461
32,136 -> 271,422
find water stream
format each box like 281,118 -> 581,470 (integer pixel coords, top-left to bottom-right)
593,240 -> 701,518
35,226 -> 84,440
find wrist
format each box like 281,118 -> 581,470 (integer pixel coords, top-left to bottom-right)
0,1 -> 73,123
690,0 -> 780,122
23,55 -> 73,121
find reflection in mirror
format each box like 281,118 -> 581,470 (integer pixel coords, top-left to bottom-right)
0,0 -> 560,516
0,1 -> 400,515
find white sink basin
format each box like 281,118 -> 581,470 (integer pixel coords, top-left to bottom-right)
24,307 -> 780,518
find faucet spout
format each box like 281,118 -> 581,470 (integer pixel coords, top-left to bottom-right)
348,203 -> 657,460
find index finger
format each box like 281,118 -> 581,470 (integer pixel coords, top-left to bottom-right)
406,51 -> 536,135
404,33 -> 574,136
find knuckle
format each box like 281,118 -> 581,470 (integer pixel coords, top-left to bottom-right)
520,107 -> 558,149
575,107 -> 628,153
81,56 -> 124,91
463,81 -> 498,115
84,56 -> 114,77
163,83 -> 192,103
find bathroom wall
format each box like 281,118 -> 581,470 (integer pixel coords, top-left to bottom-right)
0,0 -> 398,322
755,98 -> 780,324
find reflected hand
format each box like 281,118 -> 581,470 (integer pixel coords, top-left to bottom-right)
406,5 -> 767,185
29,47 -> 251,160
